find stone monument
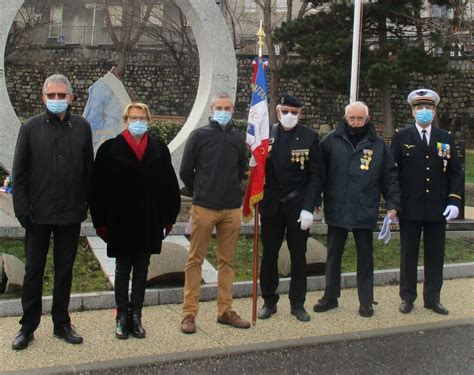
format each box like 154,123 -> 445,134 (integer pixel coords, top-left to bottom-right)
0,0 -> 238,187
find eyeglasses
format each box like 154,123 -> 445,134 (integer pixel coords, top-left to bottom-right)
280,110 -> 299,116
127,116 -> 148,122
347,116 -> 367,122
45,93 -> 68,99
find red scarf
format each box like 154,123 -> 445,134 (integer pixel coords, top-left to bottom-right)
121,129 -> 148,161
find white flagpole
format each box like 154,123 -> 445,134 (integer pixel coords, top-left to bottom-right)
350,0 -> 363,103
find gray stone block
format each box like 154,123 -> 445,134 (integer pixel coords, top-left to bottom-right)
143,289 -> 159,306
307,275 -> 326,291
41,296 -> 53,314
443,262 -> 474,279
158,287 -> 183,305
200,284 -> 218,302
278,238 -> 326,277
147,243 -> 188,285
232,281 -> 254,298
1,253 -> 25,293
341,272 -> 358,289
68,295 -> 84,312
373,269 -> 399,286
0,298 -> 22,316
82,292 -> 116,310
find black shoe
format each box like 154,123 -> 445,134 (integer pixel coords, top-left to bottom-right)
12,329 -> 34,350
129,313 -> 146,339
258,304 -> 277,320
53,324 -> 83,344
424,301 -> 449,315
399,300 -> 414,314
115,315 -> 130,339
313,297 -> 338,313
359,303 -> 374,318
290,306 -> 310,322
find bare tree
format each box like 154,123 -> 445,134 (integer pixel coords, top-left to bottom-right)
101,0 -> 154,80
255,0 -> 311,123
5,0 -> 50,63
140,1 -> 198,92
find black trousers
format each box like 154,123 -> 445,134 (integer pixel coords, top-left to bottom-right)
260,200 -> 309,307
20,223 -> 81,332
399,219 -> 446,304
324,226 -> 374,304
114,253 -> 151,316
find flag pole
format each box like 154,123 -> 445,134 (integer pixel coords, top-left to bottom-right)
350,0 -> 363,103
251,21 -> 266,326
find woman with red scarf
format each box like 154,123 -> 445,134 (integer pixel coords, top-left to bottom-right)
90,102 -> 180,339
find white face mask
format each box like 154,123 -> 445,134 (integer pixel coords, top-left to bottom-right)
279,111 -> 298,130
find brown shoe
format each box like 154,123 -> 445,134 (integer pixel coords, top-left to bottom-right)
180,315 -> 196,334
217,310 -> 251,329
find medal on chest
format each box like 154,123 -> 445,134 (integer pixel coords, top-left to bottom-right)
360,149 -> 373,171
291,149 -> 310,170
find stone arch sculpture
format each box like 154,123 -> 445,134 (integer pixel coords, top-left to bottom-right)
0,0 -> 237,182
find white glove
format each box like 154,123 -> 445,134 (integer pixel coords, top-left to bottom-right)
297,210 -> 314,231
443,205 -> 459,221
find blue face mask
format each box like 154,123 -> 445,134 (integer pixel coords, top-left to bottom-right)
415,109 -> 433,126
128,121 -> 148,137
46,99 -> 69,114
212,111 -> 232,126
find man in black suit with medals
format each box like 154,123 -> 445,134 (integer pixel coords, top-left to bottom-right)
258,94 -> 322,322
391,89 -> 463,315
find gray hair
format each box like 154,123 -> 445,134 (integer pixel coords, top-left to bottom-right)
42,74 -> 73,95
345,101 -> 369,117
211,92 -> 232,106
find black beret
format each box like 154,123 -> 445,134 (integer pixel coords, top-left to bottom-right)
279,94 -> 302,108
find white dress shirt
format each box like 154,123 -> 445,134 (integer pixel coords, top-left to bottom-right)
415,123 -> 431,145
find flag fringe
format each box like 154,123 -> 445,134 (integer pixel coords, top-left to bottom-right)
242,191 -> 263,224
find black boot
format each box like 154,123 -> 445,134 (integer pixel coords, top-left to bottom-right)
115,315 -> 130,339
130,312 -> 146,338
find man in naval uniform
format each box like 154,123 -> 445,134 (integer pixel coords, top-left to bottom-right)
258,94 -> 322,322
391,89 -> 463,315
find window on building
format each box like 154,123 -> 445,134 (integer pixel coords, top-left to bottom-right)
49,5 -> 63,38
244,0 -> 257,13
276,0 -> 287,13
431,5 -> 448,18
141,3 -> 164,27
107,5 -> 122,27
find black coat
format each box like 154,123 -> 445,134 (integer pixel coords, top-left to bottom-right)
12,108 -> 94,225
179,119 -> 246,210
321,122 -> 400,229
90,133 -> 181,257
390,124 -> 463,221
260,123 -> 322,217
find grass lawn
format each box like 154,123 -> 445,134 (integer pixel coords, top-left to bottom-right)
466,149 -> 474,184
207,235 -> 474,281
0,238 -> 112,296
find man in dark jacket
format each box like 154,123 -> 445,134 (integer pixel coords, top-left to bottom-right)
179,92 -> 250,334
313,101 -> 400,318
12,74 -> 94,350
391,89 -> 463,315
258,94 -> 322,322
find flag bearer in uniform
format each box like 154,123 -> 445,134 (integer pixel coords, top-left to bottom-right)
391,89 -> 463,315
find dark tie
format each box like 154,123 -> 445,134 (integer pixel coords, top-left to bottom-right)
422,130 -> 428,146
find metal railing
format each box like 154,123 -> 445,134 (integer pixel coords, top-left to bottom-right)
20,25 -> 159,47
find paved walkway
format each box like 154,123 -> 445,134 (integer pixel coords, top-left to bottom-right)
1,278 -> 472,373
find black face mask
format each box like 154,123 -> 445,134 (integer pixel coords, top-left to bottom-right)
346,122 -> 368,136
